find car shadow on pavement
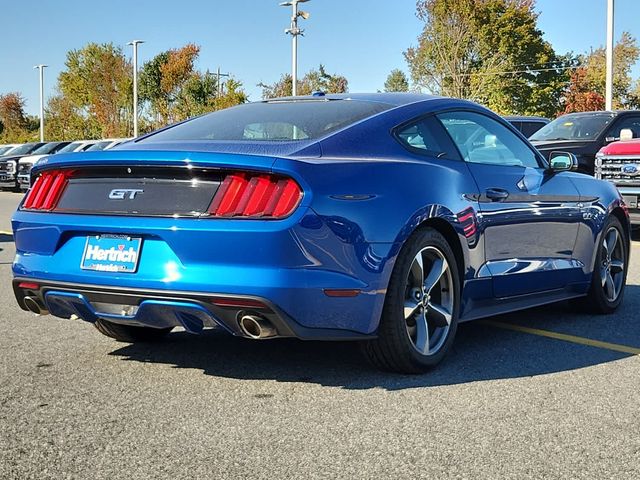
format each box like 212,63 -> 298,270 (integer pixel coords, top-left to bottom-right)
109,285 -> 640,390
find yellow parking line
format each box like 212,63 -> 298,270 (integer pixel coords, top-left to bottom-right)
481,320 -> 640,356
0,230 -> 12,236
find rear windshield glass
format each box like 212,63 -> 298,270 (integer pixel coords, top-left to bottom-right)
138,100 -> 391,142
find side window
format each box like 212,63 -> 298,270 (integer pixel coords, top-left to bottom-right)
395,116 -> 461,160
607,116 -> 640,140
521,121 -> 546,138
437,111 -> 541,168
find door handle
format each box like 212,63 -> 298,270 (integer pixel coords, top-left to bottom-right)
485,188 -> 510,201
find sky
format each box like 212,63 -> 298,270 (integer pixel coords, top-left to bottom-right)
1,0 -> 639,116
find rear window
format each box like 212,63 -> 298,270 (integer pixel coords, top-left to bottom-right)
138,100 -> 391,143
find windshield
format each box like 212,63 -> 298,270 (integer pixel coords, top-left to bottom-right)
31,142 -> 67,155
530,113 -> 615,142
0,146 -> 14,156
6,143 -> 39,156
57,142 -> 83,153
139,100 -> 392,143
85,141 -> 111,151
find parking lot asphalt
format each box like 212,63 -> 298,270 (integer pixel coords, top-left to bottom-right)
0,190 -> 639,479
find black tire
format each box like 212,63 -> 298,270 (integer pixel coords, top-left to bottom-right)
360,228 -> 461,374
574,215 -> 629,314
94,318 -> 173,343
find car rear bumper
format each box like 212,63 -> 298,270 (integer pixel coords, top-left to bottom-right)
12,208 -> 397,337
13,278 -> 376,340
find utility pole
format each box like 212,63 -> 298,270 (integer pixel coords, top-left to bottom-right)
33,64 -> 47,142
216,67 -> 230,97
280,0 -> 311,96
127,40 -> 144,137
605,0 -> 614,111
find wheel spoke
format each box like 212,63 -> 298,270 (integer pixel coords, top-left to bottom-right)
423,258 -> 448,293
428,302 -> 452,327
600,265 -> 609,287
605,229 -> 618,259
410,253 -> 424,288
610,259 -> 625,274
414,311 -> 430,355
404,299 -> 421,321
605,271 -> 616,301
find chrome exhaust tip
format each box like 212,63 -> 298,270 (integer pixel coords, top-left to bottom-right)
24,296 -> 48,315
239,315 -> 277,339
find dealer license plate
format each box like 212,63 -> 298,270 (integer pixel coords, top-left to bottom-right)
81,235 -> 142,273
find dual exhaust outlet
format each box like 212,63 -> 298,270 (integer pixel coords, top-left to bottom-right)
24,295 -> 276,339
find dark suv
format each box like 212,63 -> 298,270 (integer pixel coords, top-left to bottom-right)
530,110 -> 640,175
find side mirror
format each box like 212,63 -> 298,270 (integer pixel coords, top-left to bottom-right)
548,151 -> 578,172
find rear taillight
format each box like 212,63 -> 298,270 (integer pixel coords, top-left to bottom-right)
22,170 -> 70,211
208,172 -> 302,219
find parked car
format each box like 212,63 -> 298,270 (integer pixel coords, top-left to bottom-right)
0,142 -> 45,190
504,115 -> 549,137
0,144 -> 21,156
530,110 -> 640,175
11,93 -> 630,373
17,140 -> 104,189
596,131 -> 640,225
16,141 -> 72,191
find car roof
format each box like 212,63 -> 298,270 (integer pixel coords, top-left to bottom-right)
504,115 -> 549,122
262,92 -> 442,107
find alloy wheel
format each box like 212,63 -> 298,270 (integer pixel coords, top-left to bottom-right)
404,246 -> 454,356
600,226 -> 626,303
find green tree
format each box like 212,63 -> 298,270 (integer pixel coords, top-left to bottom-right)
384,69 -> 410,92
0,92 -> 37,142
58,42 -> 132,138
45,93 -> 99,140
260,65 -> 349,99
581,32 -> 639,109
405,0 -> 571,117
139,44 -> 247,130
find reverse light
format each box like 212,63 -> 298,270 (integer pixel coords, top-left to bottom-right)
208,172 -> 302,219
22,170 -> 71,211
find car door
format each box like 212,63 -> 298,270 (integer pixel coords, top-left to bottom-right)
436,110 -> 584,298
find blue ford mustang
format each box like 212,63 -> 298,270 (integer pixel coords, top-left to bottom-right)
11,93 -> 630,373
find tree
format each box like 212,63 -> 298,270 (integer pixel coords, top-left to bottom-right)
139,44 -> 247,130
384,69 -> 410,92
561,67 -> 606,113
57,43 -> 132,138
45,93 -> 99,140
260,65 -> 348,99
582,32 -> 639,110
0,92 -> 37,142
405,0 -> 571,117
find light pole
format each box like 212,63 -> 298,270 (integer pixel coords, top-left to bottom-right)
216,67 -> 230,98
127,40 -> 144,137
33,64 -> 47,142
605,0 -> 614,111
280,0 -> 310,96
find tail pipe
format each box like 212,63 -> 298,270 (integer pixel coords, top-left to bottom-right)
23,296 -> 48,316
239,314 -> 277,339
